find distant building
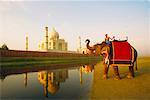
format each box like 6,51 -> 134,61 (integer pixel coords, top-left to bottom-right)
76,36 -> 91,54
38,27 -> 68,51
81,48 -> 92,54
77,36 -> 81,52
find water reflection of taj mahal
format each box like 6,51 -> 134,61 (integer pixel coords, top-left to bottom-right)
21,63 -> 95,97
37,65 -> 94,97
38,69 -> 68,95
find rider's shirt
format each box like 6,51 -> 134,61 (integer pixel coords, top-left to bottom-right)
105,37 -> 111,45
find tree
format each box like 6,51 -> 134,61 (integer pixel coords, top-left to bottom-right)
0,44 -> 9,50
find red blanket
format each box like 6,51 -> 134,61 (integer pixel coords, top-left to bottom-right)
111,41 -> 132,63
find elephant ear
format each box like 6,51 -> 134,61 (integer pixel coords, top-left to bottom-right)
101,45 -> 111,57
95,45 -> 101,55
94,44 -> 101,55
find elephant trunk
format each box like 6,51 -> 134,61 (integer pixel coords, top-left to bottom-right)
85,39 -> 95,51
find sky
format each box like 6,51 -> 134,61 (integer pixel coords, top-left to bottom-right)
0,0 -> 149,56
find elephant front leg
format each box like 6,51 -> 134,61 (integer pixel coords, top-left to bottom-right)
113,66 -> 121,80
127,66 -> 134,79
103,62 -> 109,79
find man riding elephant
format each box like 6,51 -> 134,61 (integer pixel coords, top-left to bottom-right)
105,34 -> 115,45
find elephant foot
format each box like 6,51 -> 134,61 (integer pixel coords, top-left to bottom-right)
127,73 -> 134,79
103,75 -> 108,80
114,76 -> 121,80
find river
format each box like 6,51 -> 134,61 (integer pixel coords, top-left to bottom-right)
0,61 -> 98,99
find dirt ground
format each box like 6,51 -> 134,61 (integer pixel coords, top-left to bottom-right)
90,57 -> 150,100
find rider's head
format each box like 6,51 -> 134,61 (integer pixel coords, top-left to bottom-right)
105,34 -> 108,37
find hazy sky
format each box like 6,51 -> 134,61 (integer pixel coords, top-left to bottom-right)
0,0 -> 149,56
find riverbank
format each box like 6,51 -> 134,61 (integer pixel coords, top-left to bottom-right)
0,56 -> 101,80
0,49 -> 101,67
90,57 -> 150,100
1,56 -> 101,67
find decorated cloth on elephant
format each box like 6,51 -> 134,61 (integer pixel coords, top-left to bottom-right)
101,45 -> 110,65
101,51 -> 109,64
110,41 -> 132,65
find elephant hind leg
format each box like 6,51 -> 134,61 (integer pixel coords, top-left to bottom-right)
113,66 -> 121,80
127,66 -> 134,79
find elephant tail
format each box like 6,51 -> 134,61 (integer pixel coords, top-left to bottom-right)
135,60 -> 138,71
132,46 -> 138,71
134,48 -> 138,71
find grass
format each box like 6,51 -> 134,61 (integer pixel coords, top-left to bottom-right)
0,56 -> 101,67
89,57 -> 150,100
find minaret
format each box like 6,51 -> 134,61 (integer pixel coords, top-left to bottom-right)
24,73 -> 28,88
45,26 -> 48,51
24,33 -> 28,88
26,33 -> 28,50
44,71 -> 48,98
79,67 -> 83,85
77,36 -> 81,52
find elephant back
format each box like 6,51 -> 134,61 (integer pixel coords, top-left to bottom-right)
109,41 -> 133,65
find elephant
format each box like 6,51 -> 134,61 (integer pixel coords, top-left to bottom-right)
85,39 -> 138,80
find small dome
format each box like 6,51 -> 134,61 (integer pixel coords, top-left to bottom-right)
49,27 -> 59,39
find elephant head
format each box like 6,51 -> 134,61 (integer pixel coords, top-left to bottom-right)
85,39 -> 109,56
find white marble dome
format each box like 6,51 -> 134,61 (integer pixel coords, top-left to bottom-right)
49,27 -> 59,39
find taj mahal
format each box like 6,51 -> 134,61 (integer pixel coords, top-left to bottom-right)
38,27 -> 68,51
37,26 -> 89,54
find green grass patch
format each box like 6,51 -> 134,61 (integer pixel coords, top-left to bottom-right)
0,56 -> 102,67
